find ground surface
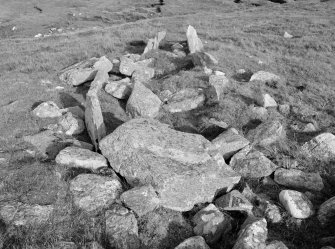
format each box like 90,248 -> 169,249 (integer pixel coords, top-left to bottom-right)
0,0 -> 334,248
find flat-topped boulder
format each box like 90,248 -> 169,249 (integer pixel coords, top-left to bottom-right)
100,118 -> 241,211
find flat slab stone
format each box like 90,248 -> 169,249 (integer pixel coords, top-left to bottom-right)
318,196 -> 335,225
69,174 -> 122,214
100,118 -> 241,212
55,146 -> 108,171
279,190 -> 314,219
274,168 -> 324,191
164,88 -> 205,113
250,71 -> 281,84
230,145 -> 278,178
174,236 -> 210,249
301,133 -> 335,160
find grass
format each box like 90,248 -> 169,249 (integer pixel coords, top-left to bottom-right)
0,0 -> 334,248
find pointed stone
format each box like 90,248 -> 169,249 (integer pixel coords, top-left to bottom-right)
187,25 -> 204,54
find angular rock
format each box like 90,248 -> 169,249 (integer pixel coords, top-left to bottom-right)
59,56 -> 113,86
175,236 -> 210,249
126,82 -> 162,118
266,241 -> 289,249
105,77 -> 132,99
301,133 -> 335,160
215,190 -> 253,214
233,217 -> 268,249
69,174 -> 122,214
58,112 -> 85,136
61,106 -> 85,119
209,130 -> 249,159
105,204 -> 140,249
120,185 -> 160,217
230,145 -> 278,178
164,88 -> 205,113
143,31 -> 166,54
0,201 -> 53,227
55,146 -> 108,171
274,168 -> 324,191
186,25 -> 204,54
192,204 -> 232,244
247,120 -> 286,147
318,196 -> 335,225
206,74 -> 229,104
279,190 -> 314,219
119,57 -> 154,76
250,71 -> 281,84
303,123 -> 317,132
32,101 -> 62,118
256,93 -> 278,108
100,118 -> 241,211
132,67 -> 155,83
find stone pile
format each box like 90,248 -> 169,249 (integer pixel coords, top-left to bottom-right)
6,25 -> 335,249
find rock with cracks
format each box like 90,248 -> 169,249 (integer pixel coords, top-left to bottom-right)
100,118 -> 241,212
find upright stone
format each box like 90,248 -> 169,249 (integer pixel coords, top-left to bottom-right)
206,74 -> 230,104
186,25 -> 204,54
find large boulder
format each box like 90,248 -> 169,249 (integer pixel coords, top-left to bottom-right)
100,118 -> 241,211
301,133 -> 335,160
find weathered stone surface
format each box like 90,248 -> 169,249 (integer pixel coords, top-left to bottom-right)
100,118 -> 241,211
0,201 -> 53,227
249,106 -> 269,121
266,241 -> 289,249
230,145 -> 278,178
132,67 -> 155,83
209,130 -> 249,159
186,25 -> 204,54
193,204 -> 232,244
255,93 -> 278,108
164,88 -> 205,113
126,82 -> 162,118
274,168 -> 324,191
233,217 -> 268,249
120,185 -> 160,217
303,123 -> 317,132
174,236 -> 210,249
120,57 -> 154,76
318,196 -> 335,225
32,101 -> 62,118
70,174 -> 122,214
250,71 -> 281,84
61,106 -> 85,119
55,146 -> 108,171
278,104 -> 290,116
105,204 -> 140,249
105,77 -> 132,99
59,56 -> 113,86
143,31 -> 166,54
206,74 -> 229,104
301,133 -> 335,160
58,112 -> 85,136
247,120 -> 286,147
279,190 -> 314,219
215,190 -> 253,214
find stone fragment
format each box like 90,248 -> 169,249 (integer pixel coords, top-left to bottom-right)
0,201 -> 53,227
100,118 -> 241,212
233,217 -> 268,249
250,71 -> 281,84
126,81 -> 162,118
318,196 -> 335,225
105,204 -> 140,249
284,32 -> 293,39
58,112 -> 85,136
69,174 -> 122,214
206,74 -> 229,104
215,190 -> 253,214
301,133 -> 335,160
32,101 -> 62,118
55,146 -> 108,171
120,185 -> 160,217
274,168 -> 324,191
192,204 -> 232,244
255,93 -> 278,108
279,190 -> 314,219
186,25 -> 204,54
174,236 -> 210,249
230,145 -> 278,178
164,88 -> 205,113
105,77 -> 132,99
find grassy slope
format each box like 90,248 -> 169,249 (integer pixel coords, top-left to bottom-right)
0,0 -> 334,248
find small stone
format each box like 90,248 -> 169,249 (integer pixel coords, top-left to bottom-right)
256,93 -> 278,108
279,190 -> 314,219
192,204 -> 232,244
233,217 -> 268,249
274,168 -> 324,191
70,174 -> 122,214
215,190 -> 253,214
164,88 -> 205,113
120,185 -> 160,217
204,67 -> 213,75
230,145 -> 278,178
318,196 -> 335,225
58,112 -> 85,136
303,123 -> 317,132
186,25 -> 204,54
111,59 -> 121,74
126,81 -> 162,118
266,241 -> 289,249
32,101 -> 62,118
250,71 -> 281,84
301,133 -> 335,160
284,32 -> 293,39
55,146 -> 108,171
214,71 -> 225,76
174,236 -> 210,249
105,204 -> 140,249
124,53 -> 141,62
105,78 -> 132,99
34,33 -> 42,38
206,75 -> 230,104
278,104 -> 290,116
